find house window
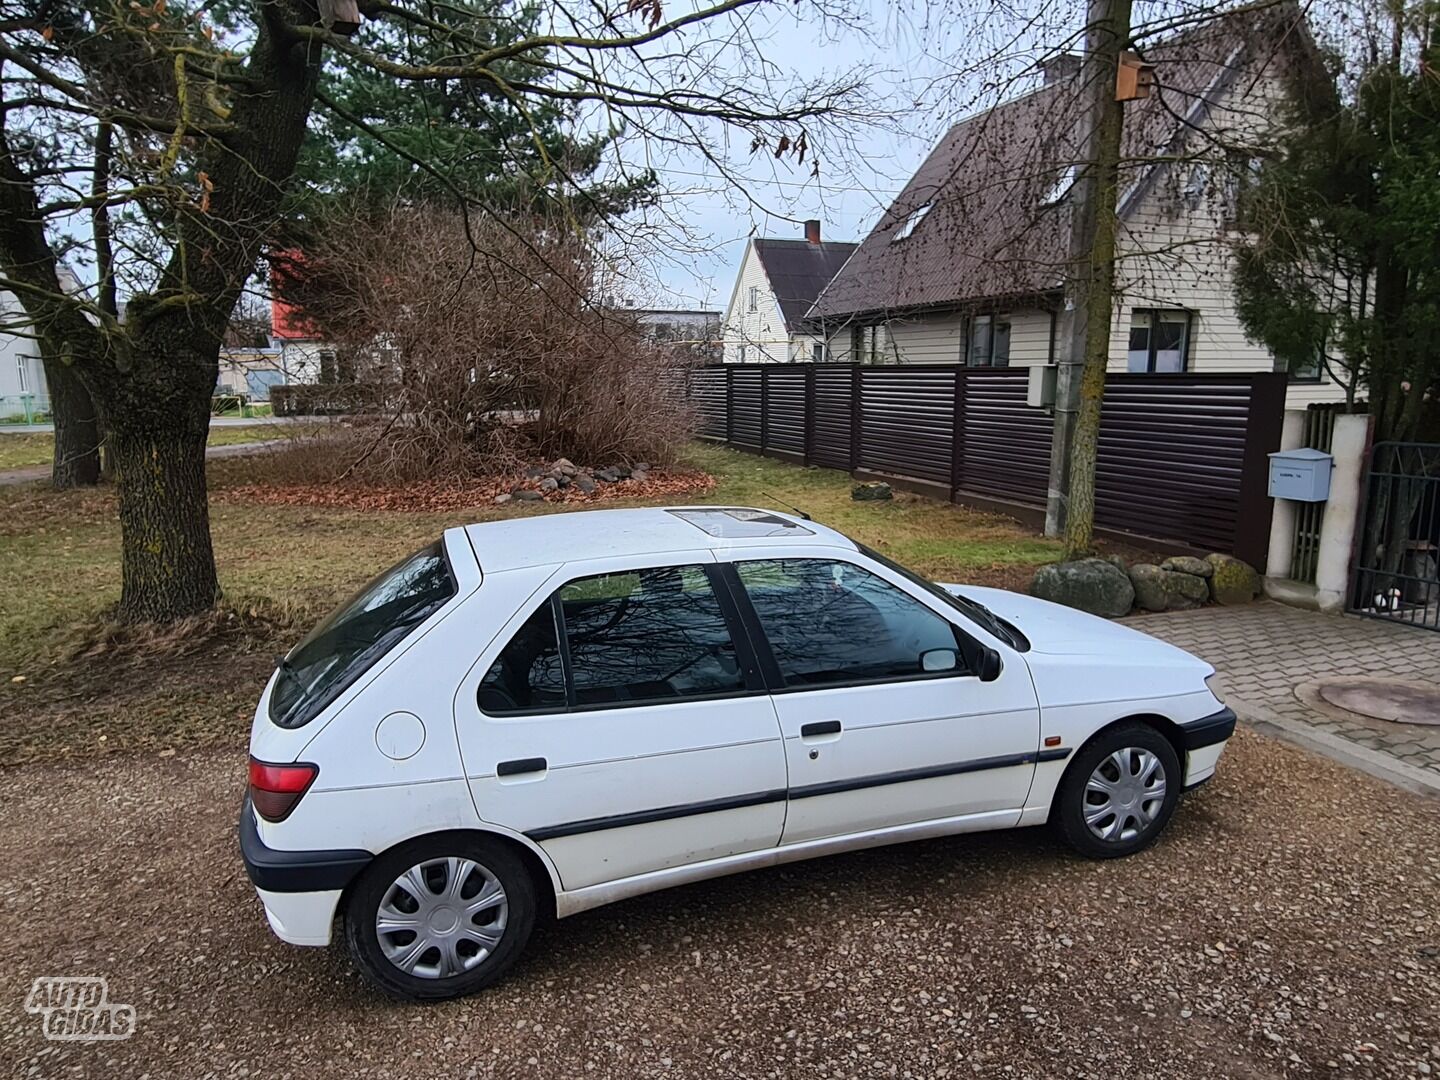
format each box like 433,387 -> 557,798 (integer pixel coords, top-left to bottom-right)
852,324 -> 890,365
966,315 -> 1011,367
1127,310 -> 1191,373
1277,342 -> 1324,384
747,286 -> 759,313
811,343 -> 827,363
16,356 -> 29,394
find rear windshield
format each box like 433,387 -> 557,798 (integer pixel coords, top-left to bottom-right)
269,541 -> 456,729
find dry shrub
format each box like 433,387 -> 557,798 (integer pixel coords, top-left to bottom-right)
275,207 -> 696,483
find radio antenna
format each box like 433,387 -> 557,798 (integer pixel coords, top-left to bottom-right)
762,491 -> 812,521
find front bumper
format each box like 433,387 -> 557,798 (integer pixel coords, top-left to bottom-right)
239,796 -> 372,946
1180,706 -> 1236,789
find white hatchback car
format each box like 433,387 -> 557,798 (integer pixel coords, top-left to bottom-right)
241,507 -> 1233,1000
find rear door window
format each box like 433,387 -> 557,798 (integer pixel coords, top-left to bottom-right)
561,566 -> 746,707
477,602 -> 565,715
270,541 -> 455,728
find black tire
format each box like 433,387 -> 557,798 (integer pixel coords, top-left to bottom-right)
1050,722 -> 1181,859
344,833 -> 536,1002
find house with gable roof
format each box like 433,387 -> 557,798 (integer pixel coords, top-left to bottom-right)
805,4 -> 1346,407
721,220 -> 857,364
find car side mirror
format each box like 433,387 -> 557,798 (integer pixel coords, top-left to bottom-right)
978,647 -> 1002,682
920,647 -> 959,673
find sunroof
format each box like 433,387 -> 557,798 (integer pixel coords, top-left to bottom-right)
668,508 -> 814,538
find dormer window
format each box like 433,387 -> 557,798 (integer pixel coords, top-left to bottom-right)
1042,162 -> 1079,206
890,204 -> 932,243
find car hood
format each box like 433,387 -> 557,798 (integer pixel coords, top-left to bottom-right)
939,583 -> 1213,672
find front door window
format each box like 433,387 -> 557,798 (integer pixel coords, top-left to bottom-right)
734,559 -> 968,686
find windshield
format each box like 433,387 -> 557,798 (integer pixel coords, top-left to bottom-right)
857,543 -> 1030,652
269,540 -> 457,729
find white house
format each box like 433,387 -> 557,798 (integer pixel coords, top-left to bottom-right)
721,222 -> 857,364
807,5 -> 1346,408
0,289 -> 45,419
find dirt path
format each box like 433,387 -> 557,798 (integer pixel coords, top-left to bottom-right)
0,440 -> 289,487
1,728 -> 1437,1079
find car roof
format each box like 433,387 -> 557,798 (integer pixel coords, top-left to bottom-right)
462,507 -> 857,573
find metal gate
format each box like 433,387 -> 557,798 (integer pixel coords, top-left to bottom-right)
1350,442 -> 1440,630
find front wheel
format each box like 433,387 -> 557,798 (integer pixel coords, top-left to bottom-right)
1051,722 -> 1181,859
344,834 -> 535,1001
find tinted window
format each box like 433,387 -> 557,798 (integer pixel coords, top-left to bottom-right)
561,565 -> 745,707
736,559 -> 967,687
477,602 -> 565,715
271,542 -> 455,729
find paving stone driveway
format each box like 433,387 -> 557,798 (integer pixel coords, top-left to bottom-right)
1131,600 -> 1440,782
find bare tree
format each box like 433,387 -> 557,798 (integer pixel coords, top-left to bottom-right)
0,0 -> 863,622
281,204 -> 696,480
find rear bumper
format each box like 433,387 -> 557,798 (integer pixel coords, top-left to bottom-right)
239,797 -> 371,947
1180,707 -> 1236,788
238,796 -> 373,893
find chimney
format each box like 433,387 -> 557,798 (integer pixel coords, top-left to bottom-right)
804,219 -> 822,245
1040,52 -> 1082,85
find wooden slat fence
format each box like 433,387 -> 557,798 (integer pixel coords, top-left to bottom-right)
682,363 -> 1286,568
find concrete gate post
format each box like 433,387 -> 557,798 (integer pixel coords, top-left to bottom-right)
1314,413 -> 1374,613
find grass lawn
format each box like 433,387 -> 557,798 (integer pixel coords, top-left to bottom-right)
0,423 -> 289,471
0,442 -> 1120,765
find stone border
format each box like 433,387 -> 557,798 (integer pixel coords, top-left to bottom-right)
1225,691 -> 1440,798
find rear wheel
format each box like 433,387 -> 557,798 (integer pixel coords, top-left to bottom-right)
344,834 -> 535,1001
1051,723 -> 1180,859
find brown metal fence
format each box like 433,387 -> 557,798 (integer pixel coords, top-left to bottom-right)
684,364 -> 1287,568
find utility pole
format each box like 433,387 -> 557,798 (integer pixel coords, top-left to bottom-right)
1044,0 -> 1137,555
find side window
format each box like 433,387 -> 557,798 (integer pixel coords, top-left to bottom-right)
736,559 -> 968,687
477,602 -> 565,715
561,565 -> 745,706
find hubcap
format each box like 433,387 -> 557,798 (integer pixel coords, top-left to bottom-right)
1084,747 -> 1167,843
375,857 -> 508,979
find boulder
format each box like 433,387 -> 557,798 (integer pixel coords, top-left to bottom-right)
1102,553 -> 1128,573
523,464 -> 548,480
1161,555 -> 1212,578
1205,553 -> 1262,605
493,492 -> 512,505
574,476 -> 597,495
538,477 -> 559,492
513,489 -> 544,502
630,469 -> 650,483
551,457 -> 579,477
852,481 -> 893,502
594,467 -> 621,483
1129,563 -> 1209,612
1031,558 -> 1135,618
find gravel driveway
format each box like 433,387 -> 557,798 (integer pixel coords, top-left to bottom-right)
2,729 -> 1437,1079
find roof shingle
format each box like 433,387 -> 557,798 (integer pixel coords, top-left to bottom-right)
809,5 -> 1313,322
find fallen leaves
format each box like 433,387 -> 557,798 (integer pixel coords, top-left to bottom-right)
215,465 -> 716,514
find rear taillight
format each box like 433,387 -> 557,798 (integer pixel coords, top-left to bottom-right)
247,758 -> 318,823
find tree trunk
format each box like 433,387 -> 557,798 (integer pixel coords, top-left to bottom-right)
1062,0 -> 1134,561
56,327 -> 226,619
106,396 -> 220,623
44,356 -> 101,488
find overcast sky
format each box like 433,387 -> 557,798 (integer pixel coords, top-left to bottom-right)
607,0 -> 1048,313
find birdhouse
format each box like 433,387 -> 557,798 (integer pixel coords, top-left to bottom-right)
318,0 -> 362,36
1115,53 -> 1156,101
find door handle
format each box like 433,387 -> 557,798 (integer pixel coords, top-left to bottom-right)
801,720 -> 842,738
496,757 -> 547,777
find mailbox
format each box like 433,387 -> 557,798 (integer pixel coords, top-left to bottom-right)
1268,447 -> 1332,502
